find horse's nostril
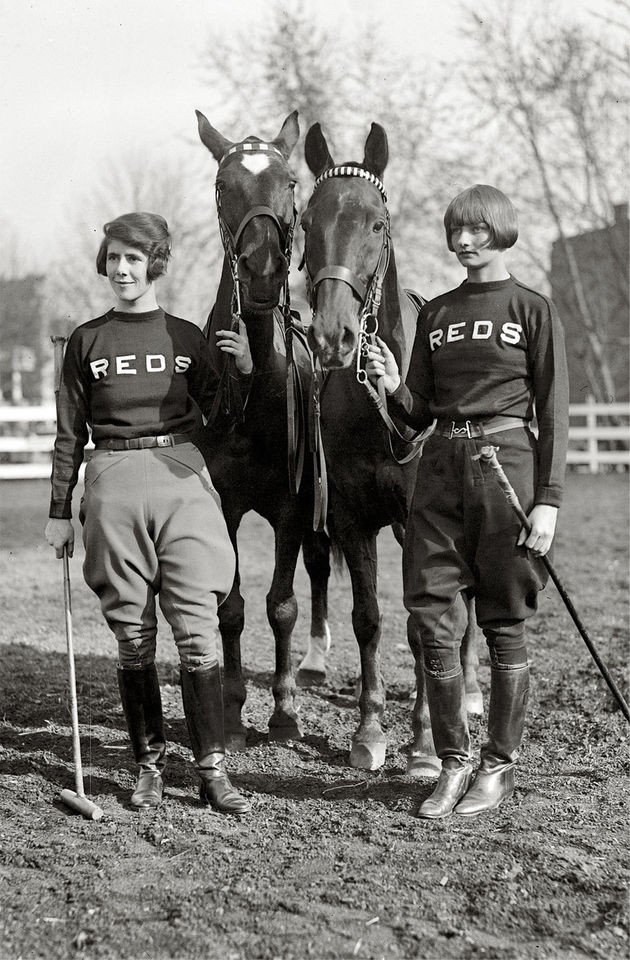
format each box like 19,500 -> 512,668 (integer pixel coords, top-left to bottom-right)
341,325 -> 356,351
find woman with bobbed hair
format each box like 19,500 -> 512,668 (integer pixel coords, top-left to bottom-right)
45,211 -> 253,815
367,184 -> 569,819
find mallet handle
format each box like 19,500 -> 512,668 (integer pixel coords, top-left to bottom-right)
63,549 -> 86,797
479,445 -> 630,724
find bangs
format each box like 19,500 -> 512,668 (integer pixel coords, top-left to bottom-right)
443,184 -> 518,251
447,192 -> 489,228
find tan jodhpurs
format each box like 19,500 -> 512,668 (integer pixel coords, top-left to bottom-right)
80,442 -> 235,669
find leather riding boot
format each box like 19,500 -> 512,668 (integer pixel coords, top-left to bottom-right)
117,665 -> 166,809
417,669 -> 473,819
180,664 -> 250,815
456,664 -> 529,818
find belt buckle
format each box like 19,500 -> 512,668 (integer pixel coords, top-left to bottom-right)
156,434 -> 172,447
449,420 -> 472,439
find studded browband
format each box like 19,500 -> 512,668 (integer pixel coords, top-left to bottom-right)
313,165 -> 387,202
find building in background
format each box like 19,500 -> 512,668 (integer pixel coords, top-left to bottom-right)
550,203 -> 629,404
0,275 -> 50,404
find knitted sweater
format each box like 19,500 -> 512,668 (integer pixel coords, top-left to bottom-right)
50,308 -> 230,518
389,276 -> 569,506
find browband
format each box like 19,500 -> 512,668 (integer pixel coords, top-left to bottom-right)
219,141 -> 285,167
313,165 -> 387,202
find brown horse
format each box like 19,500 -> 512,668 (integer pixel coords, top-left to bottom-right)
302,121 -> 482,773
195,110 -> 331,749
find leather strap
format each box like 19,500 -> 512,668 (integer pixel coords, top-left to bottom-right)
94,433 -> 193,451
434,417 -> 529,439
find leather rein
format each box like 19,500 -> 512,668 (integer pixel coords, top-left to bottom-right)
305,165 -> 430,465
211,140 -> 327,531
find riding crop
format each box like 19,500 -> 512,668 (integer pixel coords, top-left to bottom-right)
58,547 -> 104,820
478,444 -> 630,724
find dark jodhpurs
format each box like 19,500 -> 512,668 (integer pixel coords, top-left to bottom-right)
403,428 -> 548,674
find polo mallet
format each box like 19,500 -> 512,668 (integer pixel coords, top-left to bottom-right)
478,445 -> 630,724
51,334 -> 104,819
59,547 -> 104,820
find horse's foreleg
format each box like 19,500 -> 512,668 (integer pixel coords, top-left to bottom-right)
462,594 -> 483,715
266,519 -> 303,741
218,566 -> 248,752
405,613 -> 441,779
297,529 -> 331,685
336,527 -> 387,770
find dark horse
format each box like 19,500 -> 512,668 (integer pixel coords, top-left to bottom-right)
195,110 -> 331,748
302,122 -> 482,773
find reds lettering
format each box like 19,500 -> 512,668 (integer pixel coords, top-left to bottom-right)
90,355 -> 192,379
429,320 -> 523,352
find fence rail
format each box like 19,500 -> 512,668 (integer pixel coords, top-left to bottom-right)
0,401 -> 628,479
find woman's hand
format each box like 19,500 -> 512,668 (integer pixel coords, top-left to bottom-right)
216,318 -> 253,375
365,336 -> 401,394
45,518 -> 75,559
518,504 -> 558,557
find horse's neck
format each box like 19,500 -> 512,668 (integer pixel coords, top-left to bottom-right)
377,246 -> 417,381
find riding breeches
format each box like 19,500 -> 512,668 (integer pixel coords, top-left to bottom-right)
80,443 -> 235,671
403,428 -> 548,675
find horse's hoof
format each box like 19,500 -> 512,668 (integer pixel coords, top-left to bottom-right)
466,690 -> 484,715
225,731 -> 247,752
406,753 -> 442,779
268,722 -> 303,743
296,668 -> 327,687
350,740 -> 386,771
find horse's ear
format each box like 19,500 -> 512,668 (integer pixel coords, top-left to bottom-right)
273,111 -> 300,160
305,123 -> 335,177
196,110 -> 232,163
362,123 -> 388,179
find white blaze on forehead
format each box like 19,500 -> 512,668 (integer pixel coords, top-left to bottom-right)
241,153 -> 271,175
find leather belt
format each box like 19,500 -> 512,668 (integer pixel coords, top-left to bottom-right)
94,433 -> 193,451
434,417 -> 529,439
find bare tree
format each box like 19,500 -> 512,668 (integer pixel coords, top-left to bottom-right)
459,0 -> 629,402
43,149 -> 219,337
196,2 -> 467,301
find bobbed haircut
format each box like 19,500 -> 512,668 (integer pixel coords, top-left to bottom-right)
96,212 -> 172,281
444,184 -> 518,252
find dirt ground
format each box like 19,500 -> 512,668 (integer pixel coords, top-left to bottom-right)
0,473 -> 628,960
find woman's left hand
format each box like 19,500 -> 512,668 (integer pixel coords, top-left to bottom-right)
518,504 -> 558,557
216,318 -> 253,375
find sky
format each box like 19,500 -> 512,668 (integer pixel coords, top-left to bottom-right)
0,0 -> 608,271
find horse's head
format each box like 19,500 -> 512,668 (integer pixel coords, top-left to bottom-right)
302,122 -> 390,368
197,110 -> 300,313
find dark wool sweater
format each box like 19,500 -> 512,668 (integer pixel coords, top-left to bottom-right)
389,276 -> 569,507
50,308 -> 226,519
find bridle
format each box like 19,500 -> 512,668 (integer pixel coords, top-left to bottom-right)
211,141 -> 327,529
215,140 -> 298,321
304,165 -> 429,464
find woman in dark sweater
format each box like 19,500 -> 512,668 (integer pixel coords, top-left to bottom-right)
367,185 -> 569,818
45,212 -> 252,814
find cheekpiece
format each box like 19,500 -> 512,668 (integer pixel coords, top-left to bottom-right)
313,165 -> 387,202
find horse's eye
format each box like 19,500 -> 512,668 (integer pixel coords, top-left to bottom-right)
373,220 -> 385,233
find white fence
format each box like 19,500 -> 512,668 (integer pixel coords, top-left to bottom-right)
0,401 -> 628,479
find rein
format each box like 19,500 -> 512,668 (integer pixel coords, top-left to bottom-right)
306,166 -> 429,465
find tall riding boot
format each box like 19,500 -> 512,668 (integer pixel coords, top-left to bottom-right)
456,663 -> 529,817
117,665 -> 167,809
417,669 -> 473,819
180,664 -> 250,815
